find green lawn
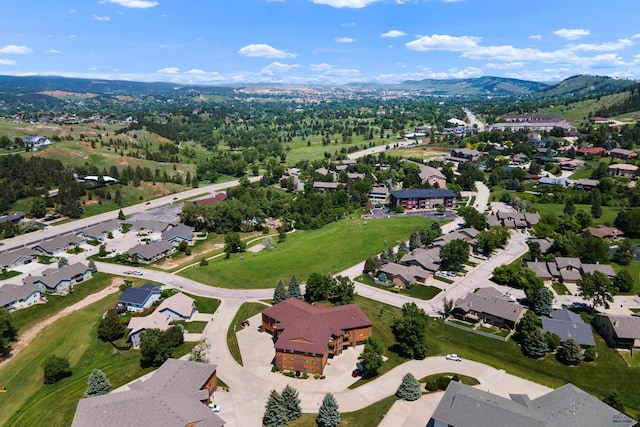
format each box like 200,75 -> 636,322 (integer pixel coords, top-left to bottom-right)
551,281 -> 571,296
532,202 -> 620,226
288,395 -> 399,427
419,372 -> 480,387
183,292 -> 221,314
174,320 -> 208,333
226,302 -> 268,366
0,270 -> 20,281
181,216 -> 431,289
355,275 -> 441,300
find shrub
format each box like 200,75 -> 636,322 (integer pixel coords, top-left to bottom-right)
43,355 -> 71,384
314,373 -> 321,379
425,380 -> 439,392
437,376 -> 452,390
271,366 -> 278,373
584,346 -> 597,362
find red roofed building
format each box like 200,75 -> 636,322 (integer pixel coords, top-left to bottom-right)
194,193 -> 227,205
262,298 -> 372,375
589,117 -> 610,124
576,147 -> 608,156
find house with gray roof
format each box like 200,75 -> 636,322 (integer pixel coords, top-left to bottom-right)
452,287 -> 527,330
76,220 -> 120,241
23,262 -> 92,293
127,240 -> 174,263
156,292 -> 195,321
432,228 -> 479,249
368,186 -> 389,205
526,257 -> 615,285
161,223 -> 195,247
0,283 -> 42,312
378,262 -> 432,286
118,283 -> 162,312
32,234 -> 84,256
390,188 -> 457,211
406,161 -> 447,188
594,314 -> 640,353
429,381 -> 635,427
0,247 -> 36,271
72,358 -> 224,427
450,148 -> 481,162
573,178 -> 600,191
313,181 -> 341,191
400,247 -> 441,272
541,309 -> 595,347
0,211 -> 25,225
127,310 -> 172,346
129,219 -> 173,233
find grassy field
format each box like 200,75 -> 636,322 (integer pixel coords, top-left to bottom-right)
180,216 -> 432,289
226,302 -> 269,366
531,202 -> 620,227
384,146 -> 451,160
0,283 -> 198,426
537,91 -> 632,122
183,292 -> 221,314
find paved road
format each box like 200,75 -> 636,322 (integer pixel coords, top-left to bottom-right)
0,177 -> 261,253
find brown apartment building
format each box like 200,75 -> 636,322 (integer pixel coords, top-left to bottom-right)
262,298 -> 372,375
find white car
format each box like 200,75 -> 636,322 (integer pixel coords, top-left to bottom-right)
446,354 -> 463,362
131,271 -> 143,276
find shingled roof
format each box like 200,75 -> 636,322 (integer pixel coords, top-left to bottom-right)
454,287 -> 527,323
262,298 -> 372,355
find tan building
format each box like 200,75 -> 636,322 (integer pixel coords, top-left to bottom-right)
262,298 -> 372,375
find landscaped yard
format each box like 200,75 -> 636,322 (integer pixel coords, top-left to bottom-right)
551,281 -> 571,296
0,270 -> 21,281
355,274 -> 441,300
288,395 -> 399,427
0,287 -> 196,426
174,320 -> 208,333
180,216 -> 432,289
183,292 -> 221,314
226,302 -> 269,366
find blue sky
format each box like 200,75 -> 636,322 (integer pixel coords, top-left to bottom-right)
1,0 -> 640,85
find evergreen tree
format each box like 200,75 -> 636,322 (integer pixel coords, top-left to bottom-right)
281,385 -> 302,422
557,338 -> 583,365
363,256 -> 380,273
613,239 -> 635,266
317,393 -> 341,427
58,257 -> 69,268
117,209 -> 126,220
532,288 -> 553,316
88,260 -> 98,273
97,309 -> 126,342
591,199 -> 602,218
0,308 -> 18,357
522,328 -> 548,358
272,279 -> 289,305
85,369 -> 111,397
396,373 -> 421,401
288,276 -> 302,300
409,231 -> 422,251
613,270 -> 634,293
564,199 -> 575,216
263,390 -> 288,427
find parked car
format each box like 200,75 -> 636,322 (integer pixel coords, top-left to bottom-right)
132,271 -> 143,276
145,201 -> 151,205
446,354 -> 463,362
351,368 -> 363,377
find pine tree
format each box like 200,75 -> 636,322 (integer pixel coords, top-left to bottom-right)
364,256 -> 379,273
557,338 -> 583,365
263,390 -> 288,427
396,373 -> 421,401
117,209 -> 126,220
317,393 -> 341,427
281,385 -> 302,422
522,328 -> 548,359
532,288 -> 553,316
85,369 -> 111,397
288,276 -> 302,300
97,309 -> 126,342
88,260 -> 98,273
273,279 -> 288,305
409,231 -> 422,251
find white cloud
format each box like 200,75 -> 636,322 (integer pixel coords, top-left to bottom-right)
185,69 -> 206,74
261,62 -> 299,75
69,8 -> 77,13
46,49 -> 61,54
529,35 -> 542,41
92,15 -> 111,21
486,61 -> 525,69
567,39 -> 633,52
156,67 -> 180,73
101,0 -> 159,8
309,63 -> 333,71
336,37 -> 355,43
238,44 -> 296,58
0,59 -> 17,65
633,33 -> 640,39
406,34 -> 481,51
0,45 -> 32,54
381,30 -> 406,38
310,0 -> 380,8
553,28 -> 590,40
341,22 -> 355,27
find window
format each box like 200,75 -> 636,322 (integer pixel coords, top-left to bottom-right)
304,360 -> 308,364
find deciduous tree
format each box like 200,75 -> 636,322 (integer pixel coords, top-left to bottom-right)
613,270 -> 634,293
42,355 -> 71,384
392,302 -> 428,359
0,308 -> 18,357
439,239 -> 470,271
578,271 -> 616,309
97,309 -> 126,342
358,337 -> 383,376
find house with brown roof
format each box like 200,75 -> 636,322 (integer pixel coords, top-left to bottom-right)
486,211 -> 540,230
72,358 -> 224,427
594,314 -> 640,354
261,298 -> 372,375
400,247 -> 441,273
576,146 -> 608,156
127,310 -> 173,346
586,225 -> 624,241
452,287 -> 527,330
526,257 -> 615,285
378,262 -> 433,286
609,163 -> 638,178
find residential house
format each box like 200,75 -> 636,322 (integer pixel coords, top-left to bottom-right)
400,247 -> 441,273
368,186 -> 389,205
526,237 -> 555,255
594,314 -> 640,353
156,292 -> 196,321
23,262 -> 92,293
449,148 -> 481,162
390,189 -> 457,211
32,234 -> 84,256
118,283 -> 162,312
526,257 -> 615,285
452,287 -> 527,330
0,247 -> 36,271
0,211 -> 25,225
0,283 -> 42,312
377,262 -> 433,286
127,310 -> 172,346
534,156 -> 560,165
559,160 -> 581,171
193,192 -> 227,205
127,240 -> 175,263
346,172 -> 365,180
414,125 -> 431,135
428,381 -> 635,427
609,148 -> 638,160
512,153 -> 529,164
609,163 -> 638,178
541,309 -> 595,347
76,220 -> 120,241
573,178 -> 600,191
161,223 -> 195,247
585,225 -> 624,241
408,161 -> 447,188
589,116 -> 610,124
431,228 -> 480,250
24,135 -> 52,150
486,211 -> 540,230
313,181 -> 341,192
576,146 -> 608,156
261,298 -> 372,375
538,176 -> 571,187
129,220 -> 173,233
72,359 -> 224,427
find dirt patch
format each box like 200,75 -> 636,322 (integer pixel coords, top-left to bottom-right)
0,278 -> 123,367
156,243 -> 224,270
